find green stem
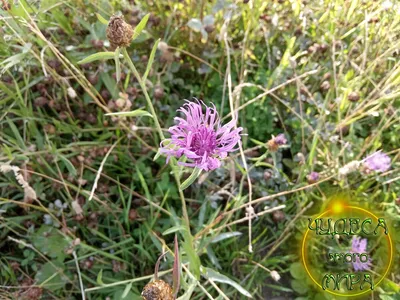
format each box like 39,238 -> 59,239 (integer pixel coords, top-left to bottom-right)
122,48 -> 190,230
122,48 -> 164,140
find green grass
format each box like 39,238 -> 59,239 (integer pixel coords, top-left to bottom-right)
0,0 -> 399,299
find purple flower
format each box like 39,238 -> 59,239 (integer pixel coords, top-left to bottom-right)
363,151 -> 391,172
307,171 -> 320,184
350,236 -> 372,271
160,100 -> 242,171
267,133 -> 287,152
274,134 -> 287,145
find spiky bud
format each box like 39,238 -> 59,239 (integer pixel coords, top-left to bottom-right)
106,15 -> 134,48
141,280 -> 173,300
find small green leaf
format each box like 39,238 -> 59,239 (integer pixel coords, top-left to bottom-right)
153,149 -> 162,161
105,109 -> 153,118
121,282 -> 133,299
132,13 -> 150,41
211,232 -> 242,244
143,39 -> 160,82
6,118 -> 26,150
115,48 -> 121,83
173,235 -> 180,298
162,225 -> 186,236
290,262 -> 306,280
78,52 -> 117,64
96,13 -> 108,25
35,261 -> 67,291
97,269 -> 104,286
291,279 -> 309,294
58,155 -> 77,177
180,168 -> 202,190
202,267 -> 252,298
182,230 -> 201,279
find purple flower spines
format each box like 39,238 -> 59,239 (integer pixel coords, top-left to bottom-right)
351,236 -> 372,271
160,100 -> 242,171
363,151 -> 391,173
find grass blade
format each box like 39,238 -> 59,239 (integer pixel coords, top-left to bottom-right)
105,109 -> 153,118
180,168 -> 202,191
78,52 -> 116,64
143,39 -> 160,82
132,13 -> 150,41
96,13 -> 108,25
115,47 -> 121,83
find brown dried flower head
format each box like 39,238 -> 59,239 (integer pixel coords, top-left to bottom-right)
141,280 -> 173,300
106,15 -> 134,48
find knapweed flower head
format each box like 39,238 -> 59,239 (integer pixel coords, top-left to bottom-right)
350,236 -> 372,271
106,15 -> 134,48
267,133 -> 287,152
307,171 -> 320,184
160,100 -> 242,171
363,151 -> 391,173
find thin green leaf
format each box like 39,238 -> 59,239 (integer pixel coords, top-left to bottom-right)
78,52 -> 117,64
96,13 -> 108,25
100,72 -> 118,99
96,269 -> 104,286
153,149 -> 162,161
105,109 -> 153,118
182,230 -> 201,279
122,282 -> 133,299
58,155 -> 77,177
202,267 -> 252,298
6,118 -> 26,150
173,235 -> 180,298
176,280 -> 196,300
180,168 -> 202,190
346,0 -> 359,21
211,232 -> 242,244
132,13 -> 150,41
115,47 -> 121,83
162,225 -> 186,236
143,39 -> 160,82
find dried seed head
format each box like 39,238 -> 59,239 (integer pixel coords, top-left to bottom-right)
129,209 -> 138,221
34,97 -> 48,107
272,210 -> 285,223
141,280 -> 173,300
154,86 -> 164,99
322,72 -> 331,81
204,24 -> 215,33
320,81 -> 330,91
263,170 -> 272,181
106,15 -> 134,48
348,91 -> 360,102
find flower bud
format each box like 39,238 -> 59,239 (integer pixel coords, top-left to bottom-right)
306,171 -> 320,184
106,15 -> 134,48
267,133 -> 287,152
348,91 -> 360,102
320,81 -> 330,91
142,280 -> 173,300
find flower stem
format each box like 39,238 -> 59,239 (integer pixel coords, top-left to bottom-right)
122,48 -> 191,230
122,48 -> 164,140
